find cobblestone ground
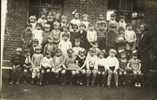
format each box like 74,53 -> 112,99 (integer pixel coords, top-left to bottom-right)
1,83 -> 157,100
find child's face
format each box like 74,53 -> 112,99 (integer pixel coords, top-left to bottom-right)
48,38 -> 53,43
47,15 -> 54,22
30,18 -> 36,23
36,50 -> 41,53
36,25 -> 41,30
44,25 -> 51,32
47,54 -> 51,58
109,52 -> 115,57
63,36 -> 69,41
89,26 -> 94,30
54,24 -> 60,29
127,26 -> 132,30
133,55 -> 137,59
111,16 -> 116,20
80,52 -> 85,57
41,15 -> 46,19
83,16 -> 88,21
75,41 -> 80,47
63,27 -> 68,32
99,54 -> 104,59
33,42 -> 38,47
74,13 -> 79,19
79,26 -> 85,30
119,30 -> 125,34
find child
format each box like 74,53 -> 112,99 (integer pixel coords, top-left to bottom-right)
10,48 -> 25,85
118,15 -> 127,30
76,49 -> 86,85
60,25 -> 70,41
22,28 -> 33,48
87,24 -> 97,47
79,23 -> 90,49
70,10 -> 81,29
96,14 -> 107,49
30,39 -> 39,57
64,49 -> 80,85
23,49 -> 32,84
42,23 -> 51,49
106,49 -> 119,88
40,52 -> 53,85
81,48 -> 98,86
118,50 -> 128,86
38,14 -> 47,27
58,33 -> 72,56
81,14 -> 90,30
47,14 -> 54,29
61,15 -> 69,30
126,51 -> 142,87
52,49 -> 66,84
96,51 -> 108,87
125,24 -> 137,54
32,23 -> 43,46
43,36 -> 56,57
31,46 -> 44,84
50,21 -> 61,48
28,16 -> 37,30
72,38 -> 84,56
116,27 -> 126,52
70,24 -> 80,46
109,13 -> 118,27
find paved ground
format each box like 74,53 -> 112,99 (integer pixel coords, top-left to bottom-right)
1,83 -> 157,100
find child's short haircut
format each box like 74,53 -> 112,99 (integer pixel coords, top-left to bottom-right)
62,33 -> 70,38
118,27 -> 125,32
36,23 -> 42,28
80,23 -> 86,28
67,48 -> 74,54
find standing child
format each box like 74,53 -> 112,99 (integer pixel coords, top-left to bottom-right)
32,23 -> 43,46
106,49 -> 119,88
30,39 -> 39,57
31,46 -> 43,85
70,24 -> 80,46
82,48 -> 98,86
70,10 -> 81,30
87,24 -> 97,47
59,33 -> 72,56
28,16 -> 37,30
81,14 -> 90,30
126,51 -> 142,87
118,15 -> 127,30
125,24 -> 137,58
10,48 -> 25,85
40,52 -> 53,85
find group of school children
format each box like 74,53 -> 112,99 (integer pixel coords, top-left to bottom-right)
9,9 -> 144,88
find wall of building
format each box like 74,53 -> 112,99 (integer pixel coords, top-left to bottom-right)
3,0 -> 29,60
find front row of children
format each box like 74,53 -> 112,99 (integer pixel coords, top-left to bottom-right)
10,46 -> 143,88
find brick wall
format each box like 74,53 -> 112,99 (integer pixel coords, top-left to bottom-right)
3,0 -> 29,60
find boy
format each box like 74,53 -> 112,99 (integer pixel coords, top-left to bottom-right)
106,49 -> 119,88
31,46 -> 43,85
64,49 -> 80,85
72,38 -> 84,56
40,52 -> 53,85
109,13 -> 118,27
118,15 -> 127,30
81,48 -> 98,86
96,51 -> 108,87
52,49 -> 66,84
126,51 -> 142,87
60,15 -> 69,30
58,33 -> 72,56
47,14 -> 54,29
10,48 -> 25,85
87,24 -> 97,47
32,23 -> 43,46
125,24 -> 137,55
96,14 -> 107,49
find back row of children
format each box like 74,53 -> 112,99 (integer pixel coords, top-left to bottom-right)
10,9 -> 143,87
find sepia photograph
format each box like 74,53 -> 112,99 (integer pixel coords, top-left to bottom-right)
1,0 -> 157,100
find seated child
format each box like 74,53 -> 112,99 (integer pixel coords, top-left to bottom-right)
72,38 -> 84,56
96,51 -> 108,86
126,51 -> 142,87
118,50 -> 128,86
82,48 -> 98,86
52,49 -> 66,83
40,52 -> 53,85
64,49 -> 80,84
10,48 -> 25,85
23,49 -> 32,84
59,33 -> 72,56
31,46 -> 44,84
76,48 -> 86,85
106,49 -> 119,88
